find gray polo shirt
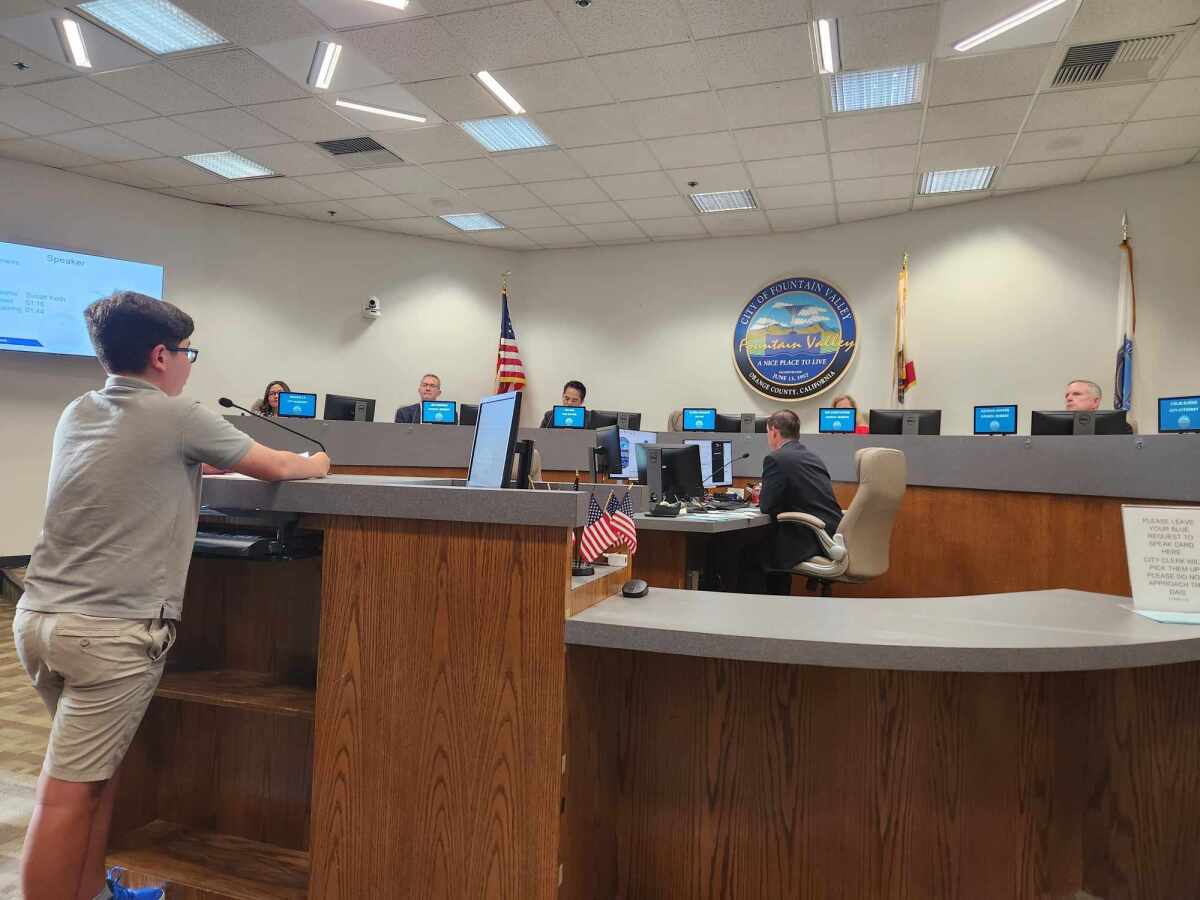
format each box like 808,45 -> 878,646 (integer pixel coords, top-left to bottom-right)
18,375 -> 253,621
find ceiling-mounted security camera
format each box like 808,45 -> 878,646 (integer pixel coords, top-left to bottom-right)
575,0 -> 591,7
362,296 -> 381,320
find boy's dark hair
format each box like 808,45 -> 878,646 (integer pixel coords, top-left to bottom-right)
766,409 -> 800,439
84,291 -> 194,375
563,380 -> 587,401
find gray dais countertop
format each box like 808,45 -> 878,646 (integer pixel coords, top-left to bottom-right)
633,511 -> 770,532
566,588 -> 1200,672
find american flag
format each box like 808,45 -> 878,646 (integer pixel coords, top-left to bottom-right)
606,491 -> 638,555
579,493 -> 618,562
496,289 -> 526,393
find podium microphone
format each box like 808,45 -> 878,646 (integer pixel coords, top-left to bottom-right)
218,397 -> 327,453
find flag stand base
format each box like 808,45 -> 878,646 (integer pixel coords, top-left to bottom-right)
572,564 -> 595,577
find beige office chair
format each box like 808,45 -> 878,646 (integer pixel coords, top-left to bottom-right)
776,447 -> 907,595
509,447 -> 543,488
667,409 -> 684,432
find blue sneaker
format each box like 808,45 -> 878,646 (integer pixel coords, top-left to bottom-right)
106,867 -> 164,899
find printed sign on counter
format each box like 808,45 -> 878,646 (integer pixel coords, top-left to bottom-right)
1122,505 -> 1200,622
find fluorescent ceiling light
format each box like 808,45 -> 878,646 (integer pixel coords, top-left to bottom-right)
335,99 -> 426,122
919,166 -> 996,194
830,64 -> 924,113
442,213 -> 505,231
77,0 -> 226,55
460,116 -> 552,152
690,189 -> 757,213
308,40 -> 342,90
813,18 -> 840,74
954,0 -> 1069,52
475,71 -> 524,115
56,18 -> 92,68
184,151 -> 276,180
364,0 -> 410,7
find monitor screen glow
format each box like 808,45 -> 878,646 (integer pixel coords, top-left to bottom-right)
616,429 -> 655,479
277,392 -> 317,418
421,400 -> 458,424
467,392 -> 520,488
553,405 -> 587,428
819,408 -> 856,433
682,408 -> 716,431
684,439 -> 734,487
1159,396 -> 1200,433
974,405 -> 1018,435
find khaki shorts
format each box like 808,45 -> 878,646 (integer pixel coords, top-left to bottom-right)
13,609 -> 176,783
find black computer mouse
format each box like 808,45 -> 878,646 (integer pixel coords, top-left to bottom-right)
622,579 -> 649,598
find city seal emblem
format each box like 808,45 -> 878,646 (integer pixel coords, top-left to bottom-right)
732,276 -> 857,401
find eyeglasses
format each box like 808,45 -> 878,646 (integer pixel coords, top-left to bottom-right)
166,346 -> 199,363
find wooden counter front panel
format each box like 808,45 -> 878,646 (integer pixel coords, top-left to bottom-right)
310,518 -> 570,900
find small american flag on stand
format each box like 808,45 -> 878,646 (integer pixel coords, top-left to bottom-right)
606,491 -> 638,555
495,275 -> 525,394
579,493 -> 618,562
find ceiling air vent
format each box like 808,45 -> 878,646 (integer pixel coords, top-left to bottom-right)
1052,33 -> 1179,86
313,136 -> 401,169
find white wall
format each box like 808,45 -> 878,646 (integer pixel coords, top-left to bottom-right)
4,158 -> 1199,555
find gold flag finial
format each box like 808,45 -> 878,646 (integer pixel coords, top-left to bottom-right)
1121,212 -> 1128,242
902,251 -> 909,268
501,270 -> 511,292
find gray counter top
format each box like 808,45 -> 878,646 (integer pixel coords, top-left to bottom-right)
201,474 -> 588,527
566,588 -> 1200,672
633,511 -> 770,533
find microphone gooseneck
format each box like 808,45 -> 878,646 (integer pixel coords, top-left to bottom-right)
218,397 -> 328,453
711,451 -> 751,485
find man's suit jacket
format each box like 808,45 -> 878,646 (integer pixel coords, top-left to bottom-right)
758,439 -> 843,570
394,402 -> 420,424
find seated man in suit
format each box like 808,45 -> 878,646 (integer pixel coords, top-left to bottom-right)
394,373 -> 442,424
718,410 -> 842,595
539,380 -> 587,428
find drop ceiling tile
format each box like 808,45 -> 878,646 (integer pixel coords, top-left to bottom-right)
425,157 -> 515,188
1010,124 -> 1121,163
371,125 -> 481,163
918,135 -> 1013,170
649,131 -> 739,169
1167,30 -> 1200,79
22,78 -> 154,126
831,144 -> 916,179
533,104 -> 640,147
527,178 -> 608,204
179,183 -> 276,207
1107,116 -> 1200,153
283,200 -> 373,221
0,36 -> 72,87
463,183 -> 543,209
46,126 -> 158,162
441,0 -> 577,69
826,108 -> 922,152
912,192 -> 987,209
343,195 -> 425,218
404,77 -> 504,121
246,203 -> 311,218
734,121 -> 826,160
469,229 -> 539,249
837,6 -> 938,70
93,65 -> 226,117
695,26 -> 814,90
993,157 -> 1096,190
399,190 -> 480,215
243,177 -> 330,204
718,79 -> 822,129
625,92 -> 729,140
494,206 -> 567,228
569,140 -> 661,176
554,200 -> 628,224
667,161 -> 751,193
929,47 -> 1055,107
748,153 -> 831,186
0,123 -> 24,139
677,0 -> 807,39
617,195 -> 694,218
246,98 -> 360,143
171,108 -> 291,149
345,219 -> 405,232
838,198 -> 910,221
590,43 -> 708,102
1134,77 -> 1200,121
766,204 -> 838,230
0,88 -> 88,134
0,136 -> 98,167
701,209 -> 769,235
834,174 -> 912,203
554,0 -> 691,54
1086,148 -> 1198,179
390,217 -> 460,236
236,142 -> 343,175
1027,84 -> 1151,131
578,220 -> 646,242
1064,0 -> 1200,43
639,215 -> 706,238
294,170 -> 380,198
521,225 -> 592,245
754,182 -> 834,208
357,164 -> 458,194
69,163 -> 162,189
596,170 -> 677,200
923,97 -> 1031,142
167,51 -> 309,107
492,147 -> 587,182
490,59 -> 611,113
119,156 -> 223,187
108,118 -> 223,157
173,0 -> 328,45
